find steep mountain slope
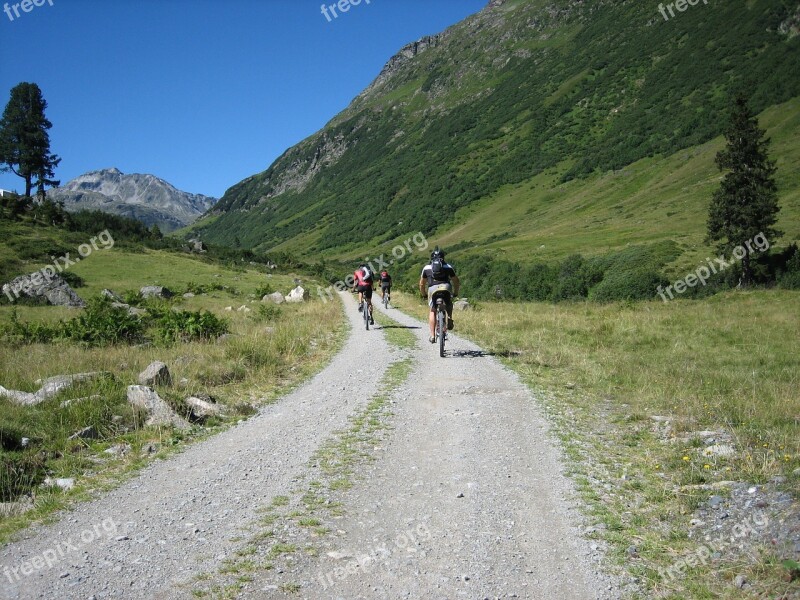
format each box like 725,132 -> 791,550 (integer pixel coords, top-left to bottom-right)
195,0 -> 800,257
49,168 -> 217,232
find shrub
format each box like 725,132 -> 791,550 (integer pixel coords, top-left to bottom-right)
779,245 -> 800,290
252,304 -> 282,322
63,298 -> 145,345
0,452 -> 46,502
156,310 -> 228,344
590,269 -> 668,302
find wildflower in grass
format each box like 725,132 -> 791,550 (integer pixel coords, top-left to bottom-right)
682,456 -> 690,461
703,464 -> 711,470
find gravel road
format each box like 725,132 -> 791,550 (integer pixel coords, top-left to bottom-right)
1,293 -> 620,599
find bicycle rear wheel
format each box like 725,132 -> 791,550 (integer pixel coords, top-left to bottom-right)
364,301 -> 370,330
437,307 -> 446,357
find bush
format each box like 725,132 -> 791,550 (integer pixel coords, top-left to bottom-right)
590,269 -> 669,302
156,310 -> 228,344
255,283 -> 275,298
779,245 -> 800,290
63,298 -> 145,345
60,270 -> 85,288
252,304 -> 282,323
0,452 -> 46,502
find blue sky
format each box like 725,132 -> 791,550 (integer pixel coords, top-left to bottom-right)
0,0 -> 487,198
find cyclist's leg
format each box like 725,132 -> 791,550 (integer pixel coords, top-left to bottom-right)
446,296 -> 455,330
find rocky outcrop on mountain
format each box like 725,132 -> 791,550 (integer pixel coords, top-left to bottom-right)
48,168 -> 216,232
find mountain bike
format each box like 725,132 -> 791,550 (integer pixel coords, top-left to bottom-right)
429,283 -> 452,358
382,288 -> 390,309
359,297 -> 372,330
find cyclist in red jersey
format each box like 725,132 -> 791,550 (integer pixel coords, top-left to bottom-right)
353,264 -> 375,325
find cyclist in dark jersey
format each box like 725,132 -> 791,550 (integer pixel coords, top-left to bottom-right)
379,270 -> 392,305
419,247 -> 460,343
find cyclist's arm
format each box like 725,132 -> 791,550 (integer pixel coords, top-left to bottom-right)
451,275 -> 461,297
418,277 -> 427,297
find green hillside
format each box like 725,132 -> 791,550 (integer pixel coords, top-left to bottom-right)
194,0 -> 800,263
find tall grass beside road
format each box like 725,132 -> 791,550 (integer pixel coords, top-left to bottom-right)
392,289 -> 799,598
0,250 -> 346,543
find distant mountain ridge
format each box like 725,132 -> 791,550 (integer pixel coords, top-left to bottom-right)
48,168 -> 217,232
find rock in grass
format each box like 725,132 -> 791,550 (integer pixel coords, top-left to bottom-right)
138,362 -> 172,387
1,372 -> 106,406
126,385 -> 190,430
186,395 -> 223,419
2,272 -> 85,307
453,299 -> 472,311
284,286 -> 308,303
262,291 -> 285,304
140,286 -> 173,299
101,289 -> 123,302
43,477 -> 76,491
68,426 -> 99,440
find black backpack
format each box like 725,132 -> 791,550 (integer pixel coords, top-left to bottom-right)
431,258 -> 448,282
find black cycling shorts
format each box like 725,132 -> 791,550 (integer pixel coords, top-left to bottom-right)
356,284 -> 373,299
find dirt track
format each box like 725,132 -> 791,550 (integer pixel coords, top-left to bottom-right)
0,293 -> 619,599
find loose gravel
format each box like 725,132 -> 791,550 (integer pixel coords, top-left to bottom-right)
0,293 -> 620,599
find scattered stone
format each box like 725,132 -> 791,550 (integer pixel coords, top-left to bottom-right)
140,286 -> 173,299
708,495 -> 724,509
186,395 -> 223,419
138,362 -> 172,387
262,291 -> 285,304
183,292 -> 195,299
0,496 -> 34,517
101,289 -> 123,302
2,272 -> 85,307
188,239 -> 207,253
68,426 -> 99,440
236,305 -> 251,313
20,437 -> 30,448
453,299 -> 472,311
456,492 -> 465,498
284,286 -> 308,303
104,443 -> 131,457
702,444 -> 736,458
60,394 -> 102,409
224,306 -> 233,311
126,385 -> 190,430
141,442 -> 159,455
626,545 -> 639,558
43,477 -> 76,491
178,377 -> 189,388
734,574 -> 747,589
1,372 -> 106,406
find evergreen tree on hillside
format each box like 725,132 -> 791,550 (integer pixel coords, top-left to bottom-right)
0,82 -> 61,198
707,95 -> 781,286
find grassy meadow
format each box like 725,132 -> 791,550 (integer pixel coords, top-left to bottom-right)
392,289 -> 799,598
0,247 -> 346,542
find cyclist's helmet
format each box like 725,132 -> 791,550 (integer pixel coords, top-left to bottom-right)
431,247 -> 445,261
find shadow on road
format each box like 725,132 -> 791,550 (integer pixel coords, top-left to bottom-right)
449,349 -> 523,359
377,325 -> 422,330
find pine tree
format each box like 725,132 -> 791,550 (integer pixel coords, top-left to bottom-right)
0,82 -> 61,198
707,94 -> 781,286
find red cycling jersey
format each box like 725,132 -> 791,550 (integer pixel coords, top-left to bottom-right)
354,268 -> 372,287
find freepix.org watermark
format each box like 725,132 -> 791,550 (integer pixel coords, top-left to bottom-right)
3,0 -> 54,22
659,511 -> 769,581
657,0 -> 708,22
316,231 -> 428,302
2,517 -> 118,583
320,0 -> 370,23
3,230 -> 115,303
317,523 -> 432,590
657,232 -> 769,302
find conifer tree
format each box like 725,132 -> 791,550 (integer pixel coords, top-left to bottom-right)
707,95 -> 781,286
